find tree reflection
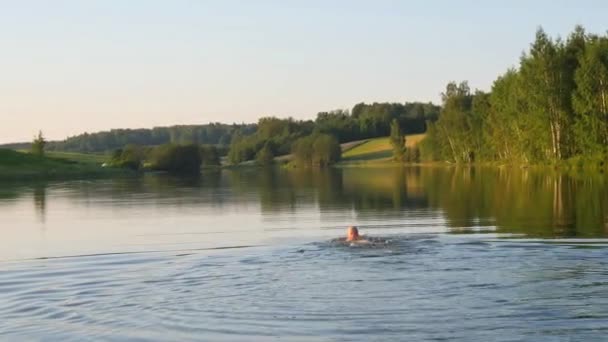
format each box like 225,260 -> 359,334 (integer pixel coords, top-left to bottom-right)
247,166 -> 608,237
3,166 -> 607,238
33,183 -> 47,224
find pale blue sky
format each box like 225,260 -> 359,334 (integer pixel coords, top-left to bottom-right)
1,0 -> 607,143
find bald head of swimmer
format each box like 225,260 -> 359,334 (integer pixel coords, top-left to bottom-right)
346,226 -> 360,241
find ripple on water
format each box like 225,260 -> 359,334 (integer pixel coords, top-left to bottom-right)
2,235 -> 608,341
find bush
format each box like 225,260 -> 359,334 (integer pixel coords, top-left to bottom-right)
109,144 -> 145,170
148,144 -> 202,174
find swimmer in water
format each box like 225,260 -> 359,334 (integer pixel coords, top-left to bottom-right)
346,226 -> 361,241
346,226 -> 372,245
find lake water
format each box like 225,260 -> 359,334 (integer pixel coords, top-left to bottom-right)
1,167 -> 608,341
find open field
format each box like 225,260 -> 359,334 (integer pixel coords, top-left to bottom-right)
341,134 -> 425,163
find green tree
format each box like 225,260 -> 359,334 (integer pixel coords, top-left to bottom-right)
573,34 -> 608,156
291,135 -> 315,168
256,142 -> 275,166
486,69 -> 532,162
519,28 -> 579,161
31,131 -> 46,156
434,81 -> 474,162
291,134 -> 340,168
312,134 -> 341,167
389,119 -> 405,161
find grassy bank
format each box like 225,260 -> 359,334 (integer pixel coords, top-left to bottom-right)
0,149 -> 129,180
44,151 -> 109,164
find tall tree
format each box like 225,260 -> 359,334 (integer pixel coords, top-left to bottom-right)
519,28 -> 579,161
389,119 -> 405,161
573,34 -> 608,155
434,81 -> 474,162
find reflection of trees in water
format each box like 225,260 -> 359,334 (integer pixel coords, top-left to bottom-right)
0,182 -> 21,200
421,167 -> 608,237
341,167 -> 428,213
0,181 -> 48,223
33,183 -> 47,223
3,167 -> 606,237
22,172 -> 228,210
245,167 -> 428,216
552,175 -> 575,236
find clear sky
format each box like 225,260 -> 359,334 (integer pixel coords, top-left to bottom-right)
1,0 -> 607,143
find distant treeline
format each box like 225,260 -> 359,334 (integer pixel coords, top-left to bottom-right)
228,102 -> 439,165
1,123 -> 257,153
422,26 -> 608,166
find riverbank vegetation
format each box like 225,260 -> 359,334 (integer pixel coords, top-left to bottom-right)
422,26 -> 608,168
108,143 -> 221,174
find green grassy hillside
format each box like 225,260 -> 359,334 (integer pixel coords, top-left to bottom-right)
341,134 -> 425,163
0,149 -> 124,180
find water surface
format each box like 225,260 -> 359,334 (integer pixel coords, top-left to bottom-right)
1,167 -> 607,341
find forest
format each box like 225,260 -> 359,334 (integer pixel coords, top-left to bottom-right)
422,26 -> 608,166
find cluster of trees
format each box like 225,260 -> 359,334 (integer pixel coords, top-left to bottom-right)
291,134 -> 342,167
228,101 -> 439,165
228,117 -> 315,164
316,102 -> 439,143
109,143 -> 220,174
422,26 -> 608,165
